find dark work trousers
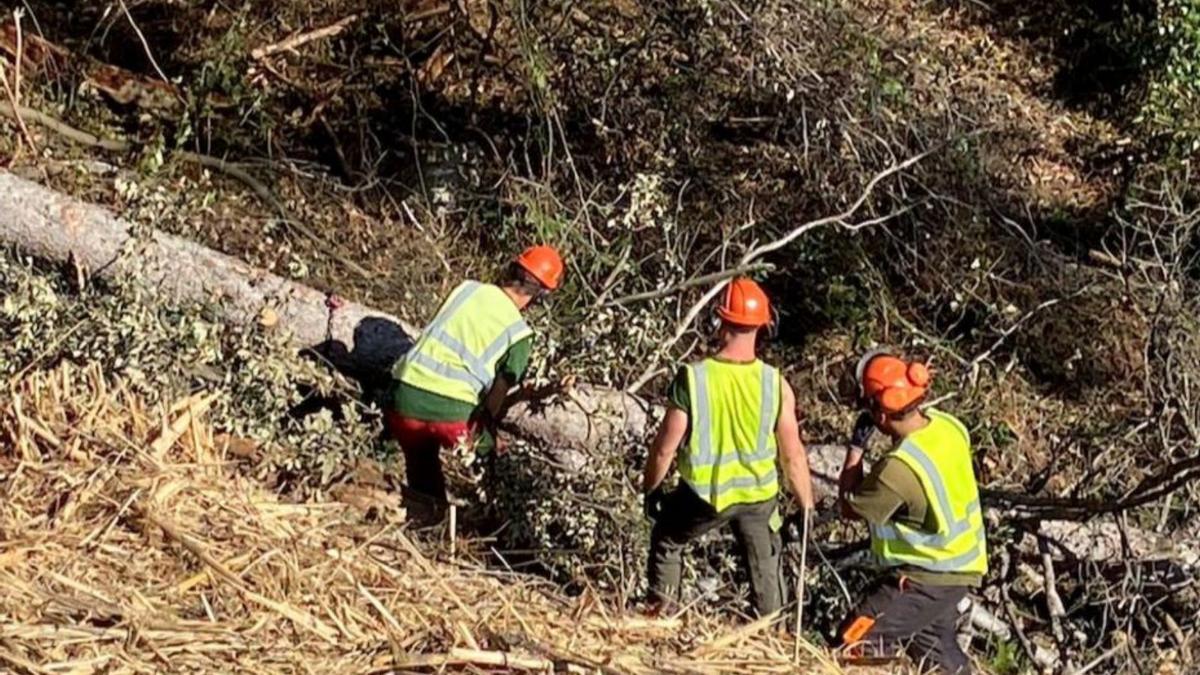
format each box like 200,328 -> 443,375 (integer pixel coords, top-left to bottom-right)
648,486 -> 784,617
838,576 -> 971,674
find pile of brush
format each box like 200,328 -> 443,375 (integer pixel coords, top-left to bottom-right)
0,361 -> 841,673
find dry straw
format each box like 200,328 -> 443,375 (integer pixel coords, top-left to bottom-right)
0,362 -> 844,674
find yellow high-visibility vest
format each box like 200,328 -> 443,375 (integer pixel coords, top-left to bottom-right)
395,281 -> 532,405
680,358 -> 782,513
870,409 -> 989,575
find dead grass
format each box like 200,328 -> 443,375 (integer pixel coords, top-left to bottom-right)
0,361 -> 844,674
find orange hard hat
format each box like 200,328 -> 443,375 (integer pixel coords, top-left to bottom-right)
856,351 -> 931,414
516,245 -> 565,290
717,277 -> 771,327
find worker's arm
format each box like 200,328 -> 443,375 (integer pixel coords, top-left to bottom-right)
478,337 -> 533,423
471,338 -> 533,452
776,379 -> 815,510
838,412 -> 874,517
841,457 -> 907,524
480,374 -> 511,422
643,407 -> 688,492
838,447 -> 865,517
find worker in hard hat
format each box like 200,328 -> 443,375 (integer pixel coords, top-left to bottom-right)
386,246 -> 565,513
836,351 -> 988,674
642,277 -> 815,617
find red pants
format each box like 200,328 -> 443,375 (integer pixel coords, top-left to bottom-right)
385,411 -> 472,503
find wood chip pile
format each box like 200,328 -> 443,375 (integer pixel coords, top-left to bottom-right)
0,362 -> 842,674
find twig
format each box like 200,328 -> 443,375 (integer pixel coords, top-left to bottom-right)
793,507 -> 811,663
591,243 -> 632,307
6,318 -> 84,386
741,149 -> 933,262
0,12 -> 36,153
404,3 -> 452,23
998,549 -> 1048,670
691,610 -> 782,655
449,503 -> 458,560
967,286 -> 1090,383
1071,639 -> 1125,675
811,539 -> 853,606
1038,537 -> 1070,668
12,10 -> 21,101
0,643 -> 51,675
251,14 -> 361,61
116,0 -> 180,104
387,648 -> 554,671
609,262 -> 775,306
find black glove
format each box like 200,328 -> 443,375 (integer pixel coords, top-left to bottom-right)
782,512 -> 804,544
644,487 -> 667,521
850,411 -> 875,448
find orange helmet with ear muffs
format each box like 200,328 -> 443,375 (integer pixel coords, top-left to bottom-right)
856,350 -> 931,414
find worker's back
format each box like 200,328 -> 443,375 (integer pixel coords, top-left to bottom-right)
870,408 -> 988,576
678,357 -> 782,512
396,280 -> 531,405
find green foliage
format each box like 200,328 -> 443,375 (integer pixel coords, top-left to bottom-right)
1142,0 -> 1200,151
986,638 -> 1025,675
479,433 -> 648,586
0,251 -> 377,494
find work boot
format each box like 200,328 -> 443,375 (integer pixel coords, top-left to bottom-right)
401,485 -> 449,528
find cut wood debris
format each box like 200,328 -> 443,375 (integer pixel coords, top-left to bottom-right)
0,18 -> 181,110
0,362 -> 843,673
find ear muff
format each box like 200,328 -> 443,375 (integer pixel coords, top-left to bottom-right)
709,306 -> 723,333
906,362 -> 931,388
764,304 -> 781,340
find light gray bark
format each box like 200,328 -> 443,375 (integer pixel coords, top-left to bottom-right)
0,170 -> 650,454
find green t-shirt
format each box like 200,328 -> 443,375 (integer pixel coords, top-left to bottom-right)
391,336 -> 533,421
667,365 -> 691,411
846,455 -> 982,587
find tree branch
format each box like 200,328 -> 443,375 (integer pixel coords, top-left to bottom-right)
608,262 -> 775,306
625,149 -> 933,393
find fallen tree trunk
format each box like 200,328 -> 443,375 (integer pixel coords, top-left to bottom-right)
0,170 -> 650,454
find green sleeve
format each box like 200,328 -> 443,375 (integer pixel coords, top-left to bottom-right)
667,366 -> 690,411
845,457 -> 908,525
495,336 -> 533,385
875,457 -> 931,530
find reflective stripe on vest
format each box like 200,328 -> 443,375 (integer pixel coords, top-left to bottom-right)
681,358 -> 781,513
869,410 -> 988,575
395,281 -> 532,405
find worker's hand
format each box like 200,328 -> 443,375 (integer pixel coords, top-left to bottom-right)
643,487 -> 667,522
782,510 -> 811,545
850,411 -> 875,448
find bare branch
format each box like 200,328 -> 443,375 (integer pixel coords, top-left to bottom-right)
609,262 -> 775,307
116,0 -> 180,104
626,149 -> 933,393
250,14 -> 361,61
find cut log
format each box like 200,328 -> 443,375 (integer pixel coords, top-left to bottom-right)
0,170 -> 649,455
